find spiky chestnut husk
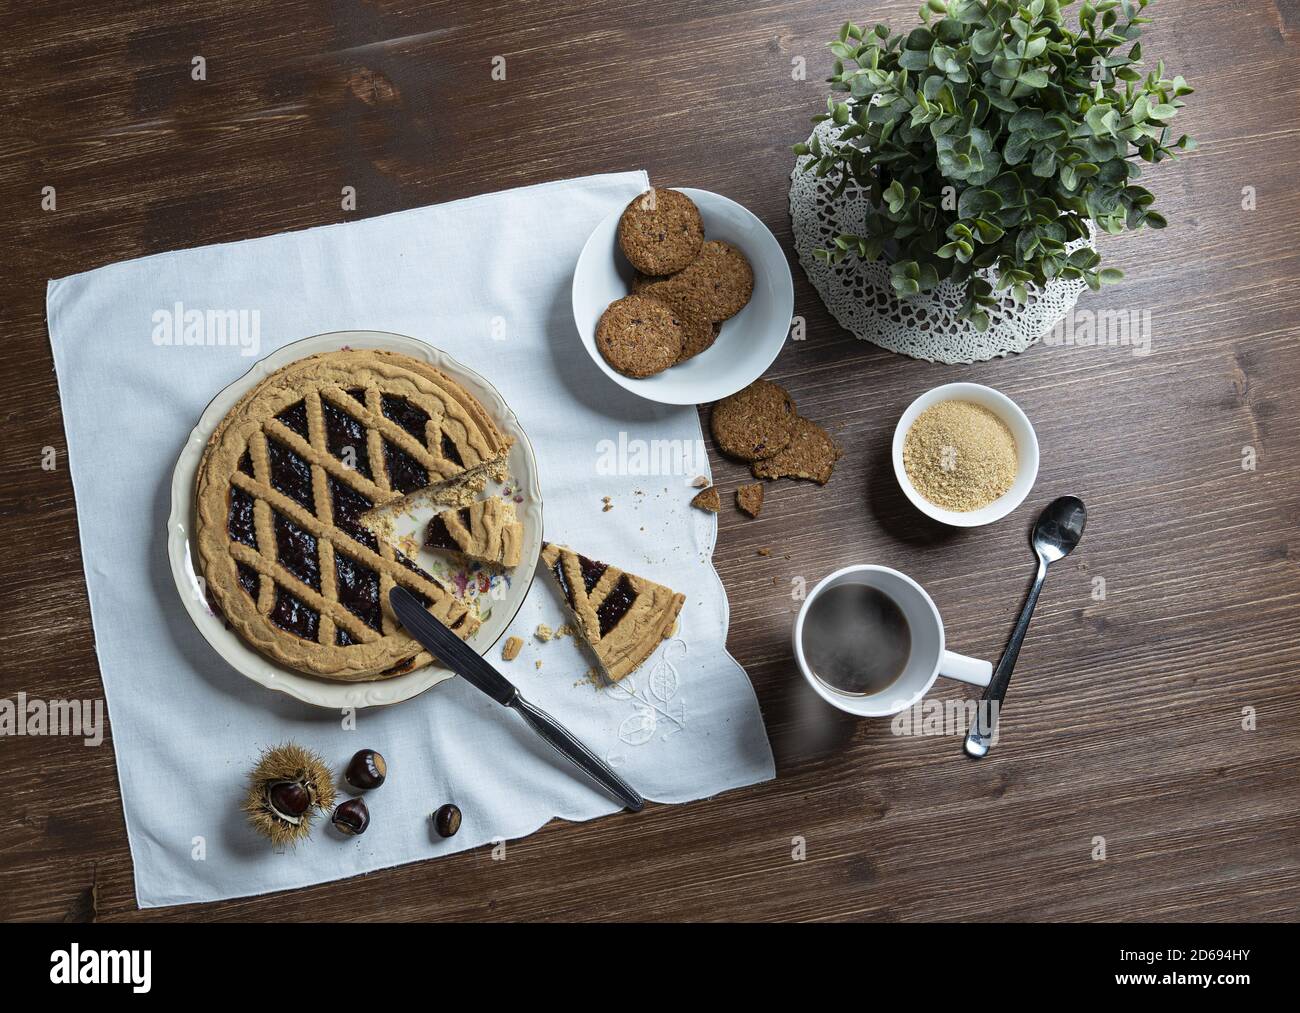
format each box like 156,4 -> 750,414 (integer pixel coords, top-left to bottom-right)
242,742 -> 336,847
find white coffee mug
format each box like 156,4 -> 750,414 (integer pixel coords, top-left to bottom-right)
793,565 -> 992,718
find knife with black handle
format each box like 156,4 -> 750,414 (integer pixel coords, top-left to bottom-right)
389,585 -> 644,812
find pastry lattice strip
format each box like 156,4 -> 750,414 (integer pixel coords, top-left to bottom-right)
238,386 -> 472,647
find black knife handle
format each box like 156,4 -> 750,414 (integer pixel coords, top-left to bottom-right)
511,694 -> 645,812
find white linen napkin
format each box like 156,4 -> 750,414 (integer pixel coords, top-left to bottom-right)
46,171 -> 774,908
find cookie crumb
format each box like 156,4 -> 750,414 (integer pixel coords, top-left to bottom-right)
691,475 -> 709,488
535,660 -> 543,670
757,547 -> 772,556
555,623 -> 574,639
601,495 -> 614,512
690,486 -> 721,513
535,624 -> 553,642
502,636 -> 523,662
736,483 -> 764,518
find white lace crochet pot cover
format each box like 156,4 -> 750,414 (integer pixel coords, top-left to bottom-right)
789,120 -> 1092,364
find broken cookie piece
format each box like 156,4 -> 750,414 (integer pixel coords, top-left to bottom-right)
502,636 -> 523,662
751,416 -> 842,485
690,486 -> 721,513
710,380 -> 796,461
736,483 -> 764,518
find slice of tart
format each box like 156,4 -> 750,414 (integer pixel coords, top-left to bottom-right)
539,542 -> 685,683
425,498 -> 523,568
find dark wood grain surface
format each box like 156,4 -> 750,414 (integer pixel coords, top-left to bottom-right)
3,0 -> 1299,922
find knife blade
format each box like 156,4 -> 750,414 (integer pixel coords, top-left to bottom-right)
389,585 -> 644,813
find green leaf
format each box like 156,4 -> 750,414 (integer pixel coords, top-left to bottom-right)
972,27 -> 1000,56
1086,103 -> 1117,136
992,56 -> 1022,79
1009,108 -> 1045,132
884,180 -> 907,212
958,188 -> 1001,218
1004,131 -> 1033,164
899,48 -> 932,71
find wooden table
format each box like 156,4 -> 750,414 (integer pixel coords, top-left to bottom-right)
3,0 -> 1298,923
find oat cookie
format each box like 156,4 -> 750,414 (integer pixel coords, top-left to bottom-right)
639,291 -> 717,364
640,240 -> 754,322
595,294 -> 685,378
617,188 -> 705,276
710,379 -> 797,461
751,416 -> 842,485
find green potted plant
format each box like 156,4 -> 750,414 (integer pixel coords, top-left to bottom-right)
795,0 -> 1194,331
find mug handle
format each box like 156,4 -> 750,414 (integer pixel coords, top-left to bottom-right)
938,650 -> 992,688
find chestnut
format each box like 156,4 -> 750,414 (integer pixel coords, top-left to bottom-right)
332,797 -> 370,836
268,780 -> 310,821
432,803 -> 461,838
345,749 -> 387,790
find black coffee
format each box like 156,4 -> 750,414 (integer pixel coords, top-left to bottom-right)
802,584 -> 911,695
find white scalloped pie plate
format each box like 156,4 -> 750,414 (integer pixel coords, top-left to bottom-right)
166,330 -> 543,709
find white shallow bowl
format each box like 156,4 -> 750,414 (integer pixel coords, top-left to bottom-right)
166,330 -> 543,709
571,187 -> 795,405
892,382 -> 1039,528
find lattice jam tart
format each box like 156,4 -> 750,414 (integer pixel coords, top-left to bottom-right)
540,543 -> 685,683
195,349 -> 513,681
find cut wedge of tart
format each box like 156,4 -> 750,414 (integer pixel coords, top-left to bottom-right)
539,542 -> 685,683
425,498 -> 523,568
195,349 -> 513,681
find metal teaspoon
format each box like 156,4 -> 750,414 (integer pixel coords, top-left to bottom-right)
964,495 -> 1087,758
